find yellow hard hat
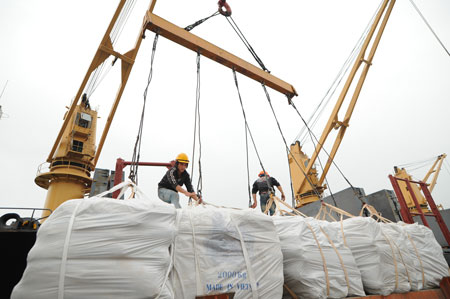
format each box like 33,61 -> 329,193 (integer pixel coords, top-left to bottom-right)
176,153 -> 190,163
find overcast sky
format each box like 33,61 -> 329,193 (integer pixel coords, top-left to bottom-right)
1,0 -> 449,216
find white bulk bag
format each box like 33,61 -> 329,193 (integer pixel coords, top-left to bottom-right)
399,222 -> 449,289
274,216 -> 365,299
12,182 -> 177,299
380,222 -> 419,291
171,205 -> 283,299
332,217 -> 397,296
317,219 -> 366,297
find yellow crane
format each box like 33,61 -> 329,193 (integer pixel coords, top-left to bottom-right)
289,0 -> 396,208
393,154 -> 447,213
34,0 -> 297,218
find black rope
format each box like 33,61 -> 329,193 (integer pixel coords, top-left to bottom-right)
232,69 -> 272,198
244,113 -> 252,207
284,147 -> 296,207
231,66 -> 252,205
409,0 -> 450,57
128,33 -> 159,184
225,16 -> 270,73
190,51 -> 203,195
184,11 -> 220,32
261,83 -> 322,203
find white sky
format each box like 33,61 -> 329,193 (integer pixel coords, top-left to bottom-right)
1,0 -> 449,215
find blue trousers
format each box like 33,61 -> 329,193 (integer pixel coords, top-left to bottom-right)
260,193 -> 275,216
158,188 -> 181,209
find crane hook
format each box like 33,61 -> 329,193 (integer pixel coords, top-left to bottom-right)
218,0 -> 232,17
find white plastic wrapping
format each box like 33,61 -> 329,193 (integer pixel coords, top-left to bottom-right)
332,217 -> 397,295
317,219 -> 366,297
171,206 -> 284,299
380,222 -> 419,291
274,216 -> 365,299
399,222 -> 449,289
12,182 -> 177,299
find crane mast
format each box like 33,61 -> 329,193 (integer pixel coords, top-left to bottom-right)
290,0 -> 396,208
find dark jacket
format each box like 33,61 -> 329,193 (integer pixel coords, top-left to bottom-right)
158,166 -> 194,193
252,176 -> 280,195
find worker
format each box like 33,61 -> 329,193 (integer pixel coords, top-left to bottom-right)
158,153 -> 201,208
251,171 -> 285,216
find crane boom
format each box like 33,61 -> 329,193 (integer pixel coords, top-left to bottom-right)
423,154 -> 447,192
290,0 -> 396,207
393,154 -> 447,213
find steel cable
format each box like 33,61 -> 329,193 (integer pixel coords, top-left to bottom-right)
290,100 -> 366,205
225,16 -> 269,72
261,84 -> 323,204
84,0 -> 137,99
232,69 -> 273,201
397,156 -> 436,168
408,0 -> 450,57
184,11 -> 220,32
190,51 -> 203,195
128,33 -> 159,184
295,0 -> 383,144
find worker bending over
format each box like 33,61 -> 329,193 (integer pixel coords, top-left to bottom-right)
251,171 -> 285,216
158,153 -> 201,208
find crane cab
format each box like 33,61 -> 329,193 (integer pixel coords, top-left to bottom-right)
35,100 -> 97,219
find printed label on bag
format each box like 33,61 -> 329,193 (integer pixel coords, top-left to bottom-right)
205,272 -> 259,292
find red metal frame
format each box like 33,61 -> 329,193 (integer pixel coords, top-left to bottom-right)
112,158 -> 174,198
389,174 -> 450,246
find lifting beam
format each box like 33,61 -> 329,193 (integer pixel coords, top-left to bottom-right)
145,13 -> 297,99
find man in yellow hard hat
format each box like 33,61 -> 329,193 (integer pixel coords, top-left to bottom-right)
251,171 -> 285,215
158,153 -> 201,208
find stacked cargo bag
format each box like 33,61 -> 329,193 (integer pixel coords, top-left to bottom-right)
12,182 -> 177,299
399,222 -> 449,289
171,205 -> 283,299
317,219 -> 366,297
274,216 -> 365,299
380,222 -> 420,291
331,217 -> 397,296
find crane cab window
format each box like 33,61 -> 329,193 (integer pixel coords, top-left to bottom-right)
75,112 -> 92,128
72,140 -> 84,153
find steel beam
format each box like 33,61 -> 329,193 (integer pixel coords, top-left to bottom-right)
406,179 -> 430,227
389,175 -> 414,223
421,183 -> 450,246
112,158 -> 174,198
145,13 -> 297,99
